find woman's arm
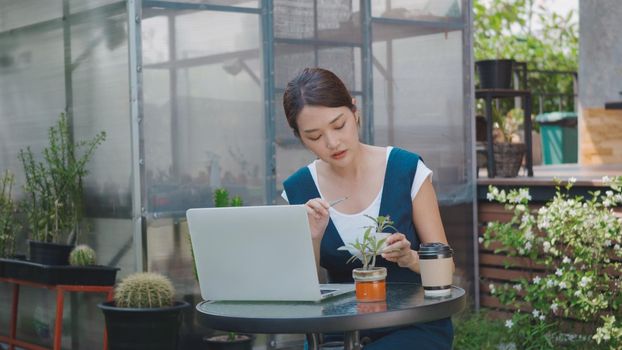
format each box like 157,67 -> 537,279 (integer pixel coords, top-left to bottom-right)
382,177 -> 452,273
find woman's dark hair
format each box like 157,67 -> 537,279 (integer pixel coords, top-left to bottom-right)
282,67 -> 355,138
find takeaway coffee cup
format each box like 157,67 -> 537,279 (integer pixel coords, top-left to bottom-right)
419,242 -> 454,297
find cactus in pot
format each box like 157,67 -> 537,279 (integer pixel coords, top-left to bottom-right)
68,244 -> 96,266
114,272 -> 175,308
99,271 -> 189,350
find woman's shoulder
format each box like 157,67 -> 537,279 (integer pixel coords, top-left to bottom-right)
387,146 -> 421,163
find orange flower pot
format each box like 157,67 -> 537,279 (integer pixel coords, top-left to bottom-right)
352,267 -> 387,302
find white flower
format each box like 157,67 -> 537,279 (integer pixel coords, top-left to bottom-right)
604,199 -> 612,207
559,281 -> 568,289
574,290 -> 582,297
568,177 -> 577,184
606,190 -> 614,197
525,241 -> 532,251
533,276 -> 541,284
604,240 -> 612,247
532,309 -> 540,318
615,244 -> 621,251
489,283 -> 496,294
524,230 -> 534,240
539,314 -> 545,321
579,276 -> 591,287
518,248 -> 525,255
587,291 -> 593,297
478,237 -> 484,244
516,204 -> 526,212
563,256 -> 571,264
556,268 -> 563,276
513,284 -> 522,291
546,279 -> 556,287
602,175 -> 611,183
487,192 -> 494,201
505,319 -> 514,329
543,241 -> 551,252
551,303 -> 558,312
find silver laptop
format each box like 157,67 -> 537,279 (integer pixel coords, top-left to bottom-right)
186,205 -> 354,302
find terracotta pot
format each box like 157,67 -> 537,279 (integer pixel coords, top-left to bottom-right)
352,267 -> 387,302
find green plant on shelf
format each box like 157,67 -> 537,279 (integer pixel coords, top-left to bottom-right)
19,112 -> 106,244
0,170 -> 19,258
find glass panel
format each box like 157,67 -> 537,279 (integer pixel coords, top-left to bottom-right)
141,14 -> 170,65
317,46 -> 359,91
372,29 -> 467,201
0,1 -> 61,32
371,0 -> 462,20
0,28 -> 65,197
274,0 -> 315,39
69,0 -> 124,14
70,13 -> 132,218
143,10 -> 264,217
274,43 -> 316,88
316,0 -> 361,43
157,0 -> 259,8
274,44 -> 361,91
175,10 -> 260,61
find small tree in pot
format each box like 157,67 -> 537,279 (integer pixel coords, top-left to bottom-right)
338,215 -> 396,302
19,113 -> 106,265
98,272 -> 190,350
492,107 -> 526,177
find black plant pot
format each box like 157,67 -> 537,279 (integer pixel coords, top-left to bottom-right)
29,240 -> 74,265
476,59 -> 514,89
99,301 -> 190,350
203,334 -> 254,350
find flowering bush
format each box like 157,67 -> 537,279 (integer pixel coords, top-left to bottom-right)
482,176 -> 622,349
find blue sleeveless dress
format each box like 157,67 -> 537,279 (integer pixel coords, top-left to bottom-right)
283,147 -> 453,349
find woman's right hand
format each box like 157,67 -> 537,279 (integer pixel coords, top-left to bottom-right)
305,198 -> 330,241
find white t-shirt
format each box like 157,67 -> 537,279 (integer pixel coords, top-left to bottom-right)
281,147 -> 432,256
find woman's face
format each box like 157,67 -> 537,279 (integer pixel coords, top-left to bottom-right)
296,104 -> 360,166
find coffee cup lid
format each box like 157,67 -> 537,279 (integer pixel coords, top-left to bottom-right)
419,242 -> 453,258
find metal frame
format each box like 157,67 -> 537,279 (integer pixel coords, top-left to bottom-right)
128,0 -> 147,272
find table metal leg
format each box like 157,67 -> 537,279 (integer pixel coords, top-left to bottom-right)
9,284 -> 19,350
306,333 -> 320,350
343,331 -> 361,350
54,288 -> 65,350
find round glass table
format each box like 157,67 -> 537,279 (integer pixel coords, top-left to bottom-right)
196,282 -> 466,350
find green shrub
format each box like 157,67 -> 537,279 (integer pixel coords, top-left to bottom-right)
482,176 -> 622,349
453,309 -> 508,350
0,170 -> 19,258
114,272 -> 175,308
69,244 -> 96,266
19,113 -> 106,244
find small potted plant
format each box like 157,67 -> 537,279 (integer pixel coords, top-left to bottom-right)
338,215 -> 396,302
98,272 -> 190,350
19,112 -> 106,265
492,107 -> 526,177
203,331 -> 253,350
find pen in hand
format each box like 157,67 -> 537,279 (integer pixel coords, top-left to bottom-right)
329,196 -> 349,207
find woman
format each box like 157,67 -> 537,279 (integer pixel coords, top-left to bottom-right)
281,67 -> 453,349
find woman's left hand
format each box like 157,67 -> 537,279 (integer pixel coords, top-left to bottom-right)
381,233 -> 420,272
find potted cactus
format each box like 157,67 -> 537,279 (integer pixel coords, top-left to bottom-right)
98,272 -> 190,350
68,244 -> 97,266
338,215 -> 396,302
